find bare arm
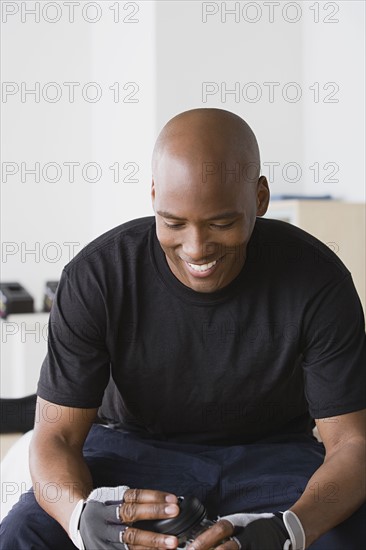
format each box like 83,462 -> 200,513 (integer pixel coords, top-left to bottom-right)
29,396 -> 98,533
29,396 -> 181,549
185,409 -> 366,550
289,409 -> 366,547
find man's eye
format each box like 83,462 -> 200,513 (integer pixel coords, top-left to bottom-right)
162,221 -> 235,230
211,222 -> 235,229
163,221 -> 184,229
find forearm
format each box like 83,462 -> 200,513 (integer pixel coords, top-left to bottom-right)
290,438 -> 366,547
29,433 -> 93,534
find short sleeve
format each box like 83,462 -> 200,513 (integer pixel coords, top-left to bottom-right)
37,268 -> 111,408
302,273 -> 366,419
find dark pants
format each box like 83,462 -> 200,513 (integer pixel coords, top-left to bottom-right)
1,425 -> 365,549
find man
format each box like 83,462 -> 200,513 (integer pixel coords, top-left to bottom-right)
1,108 -> 365,549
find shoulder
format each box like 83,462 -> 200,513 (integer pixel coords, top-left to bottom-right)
56,216 -> 155,302
253,217 -> 350,280
64,216 -> 155,273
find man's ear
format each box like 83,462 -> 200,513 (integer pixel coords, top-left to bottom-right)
256,176 -> 270,217
151,179 -> 155,210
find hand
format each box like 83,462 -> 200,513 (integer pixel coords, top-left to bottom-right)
69,486 -> 180,550
184,518 -> 239,550
118,488 -> 180,550
187,511 -> 305,550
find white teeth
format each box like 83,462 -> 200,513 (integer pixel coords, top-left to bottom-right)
187,260 -> 217,272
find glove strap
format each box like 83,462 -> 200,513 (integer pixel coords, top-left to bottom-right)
69,498 -> 86,550
282,510 -> 306,550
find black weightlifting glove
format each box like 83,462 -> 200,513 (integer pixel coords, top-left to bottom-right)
220,511 -> 305,550
69,485 -> 130,550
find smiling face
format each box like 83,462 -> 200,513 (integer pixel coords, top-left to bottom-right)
151,109 -> 269,293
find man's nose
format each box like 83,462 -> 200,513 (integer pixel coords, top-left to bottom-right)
182,228 -> 213,261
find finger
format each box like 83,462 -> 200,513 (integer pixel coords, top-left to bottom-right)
214,540 -> 240,550
123,527 -> 178,549
119,501 -> 180,523
187,519 -> 234,550
124,489 -> 178,504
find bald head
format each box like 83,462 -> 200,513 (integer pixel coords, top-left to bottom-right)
151,109 -> 269,293
152,108 -> 260,183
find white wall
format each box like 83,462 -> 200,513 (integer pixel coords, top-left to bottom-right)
1,1 -> 156,311
1,4 -> 94,311
89,1 -> 156,238
155,1 -> 365,202
302,0 -> 365,201
155,0 -> 304,196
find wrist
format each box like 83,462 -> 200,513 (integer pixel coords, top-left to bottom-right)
288,504 -> 319,548
69,499 -> 86,549
282,510 -> 306,550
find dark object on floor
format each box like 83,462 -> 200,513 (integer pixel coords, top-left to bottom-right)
0,282 -> 34,319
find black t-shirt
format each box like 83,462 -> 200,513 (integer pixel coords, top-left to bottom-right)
37,216 -> 366,445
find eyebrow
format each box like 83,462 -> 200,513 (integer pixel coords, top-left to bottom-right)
157,210 -> 241,221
